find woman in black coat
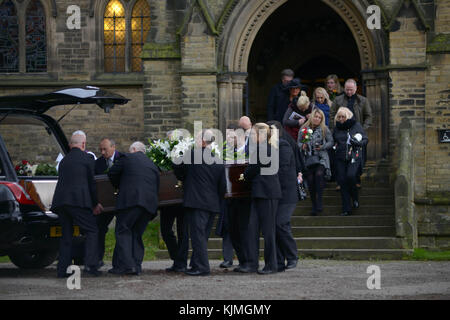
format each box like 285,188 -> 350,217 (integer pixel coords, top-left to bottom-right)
241,123 -> 282,274
332,107 -> 368,216
267,121 -> 302,271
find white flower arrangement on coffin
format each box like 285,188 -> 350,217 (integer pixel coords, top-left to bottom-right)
146,134 -> 194,171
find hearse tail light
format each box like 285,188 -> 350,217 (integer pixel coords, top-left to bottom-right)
0,182 -> 37,206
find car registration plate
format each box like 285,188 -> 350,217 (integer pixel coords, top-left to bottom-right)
50,226 -> 80,237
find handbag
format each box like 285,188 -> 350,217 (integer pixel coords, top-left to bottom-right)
305,154 -> 320,168
297,181 -> 307,201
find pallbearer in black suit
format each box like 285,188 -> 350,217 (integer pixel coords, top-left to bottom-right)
107,141 -> 160,275
242,123 -> 282,275
173,129 -> 227,276
94,138 -> 124,267
267,121 -> 300,271
51,133 -> 103,278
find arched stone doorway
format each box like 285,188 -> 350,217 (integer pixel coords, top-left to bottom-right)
218,0 -> 389,162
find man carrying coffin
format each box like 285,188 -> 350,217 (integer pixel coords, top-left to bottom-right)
107,141 -> 160,275
94,138 -> 124,267
51,133 -> 103,278
173,130 -> 227,276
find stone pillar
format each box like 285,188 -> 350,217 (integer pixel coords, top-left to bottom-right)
217,73 -> 232,131
179,6 -> 218,133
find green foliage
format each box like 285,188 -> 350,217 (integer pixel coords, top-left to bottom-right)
408,248 -> 450,261
35,163 -> 58,176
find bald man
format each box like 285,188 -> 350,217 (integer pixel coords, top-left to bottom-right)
51,133 -> 103,278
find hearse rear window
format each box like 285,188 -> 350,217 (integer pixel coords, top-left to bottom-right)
0,117 -> 63,176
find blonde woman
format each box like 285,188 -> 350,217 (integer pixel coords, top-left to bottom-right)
332,107 -> 368,216
312,87 -> 333,126
298,109 -> 333,215
241,123 -> 282,274
282,90 -> 312,141
325,74 -> 342,101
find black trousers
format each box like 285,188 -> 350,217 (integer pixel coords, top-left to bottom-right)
57,205 -> 99,276
247,198 -> 278,272
160,205 -> 185,261
275,202 -> 298,268
335,158 -> 360,213
227,198 -> 251,267
96,212 -> 115,262
187,208 -> 216,273
113,206 -> 155,272
305,164 -> 326,212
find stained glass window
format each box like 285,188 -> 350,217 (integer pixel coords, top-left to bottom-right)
26,0 -> 47,72
131,0 -> 150,72
0,0 -> 19,72
104,0 -> 126,72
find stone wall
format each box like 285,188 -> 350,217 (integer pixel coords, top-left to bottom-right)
417,0 -> 450,249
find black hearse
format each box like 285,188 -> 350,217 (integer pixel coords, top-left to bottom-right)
0,87 -> 129,268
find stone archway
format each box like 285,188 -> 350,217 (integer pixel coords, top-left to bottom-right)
217,0 -> 389,161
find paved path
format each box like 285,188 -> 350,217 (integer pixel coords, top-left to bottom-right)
1,260 -> 449,300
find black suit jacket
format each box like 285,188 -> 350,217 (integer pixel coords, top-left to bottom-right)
95,151 -> 124,174
51,147 -> 98,212
244,142 -> 282,200
278,139 -> 298,204
107,152 -> 160,215
173,148 -> 226,213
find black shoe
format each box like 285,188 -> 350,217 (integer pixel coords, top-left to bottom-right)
310,211 -> 317,216
107,267 -> 138,275
257,268 -> 277,275
185,269 -> 210,276
277,266 -> 286,272
220,261 -> 233,268
83,268 -> 102,277
236,266 -> 256,273
353,200 -> 359,209
166,265 -> 186,273
340,211 -> 351,216
286,260 -> 298,270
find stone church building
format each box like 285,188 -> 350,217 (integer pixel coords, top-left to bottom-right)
0,0 -> 449,253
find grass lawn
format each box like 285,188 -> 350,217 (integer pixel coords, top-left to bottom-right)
103,220 -> 161,261
407,248 -> 450,261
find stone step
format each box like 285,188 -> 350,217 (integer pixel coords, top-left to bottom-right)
155,249 -> 413,261
209,225 -> 395,237
320,187 -> 394,196
203,237 -> 404,250
289,226 -> 396,237
290,215 -> 395,226
292,205 -> 394,215
295,195 -> 394,206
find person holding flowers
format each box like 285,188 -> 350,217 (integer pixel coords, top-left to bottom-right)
298,109 -> 333,216
332,107 -> 368,216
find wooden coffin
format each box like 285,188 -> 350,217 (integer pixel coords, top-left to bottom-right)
95,163 -> 251,211
95,173 -> 183,212
224,162 -> 251,199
